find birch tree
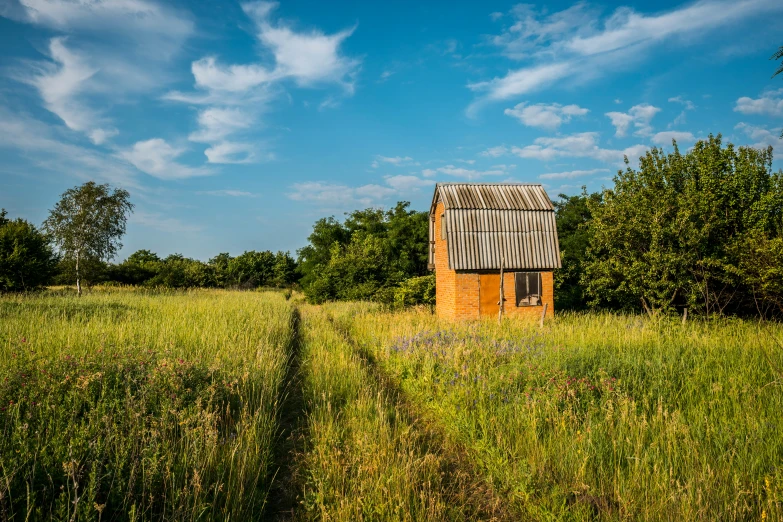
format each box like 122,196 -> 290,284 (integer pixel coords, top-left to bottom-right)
43,182 -> 133,296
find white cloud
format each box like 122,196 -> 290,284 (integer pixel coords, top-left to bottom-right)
651,131 -> 696,145
480,145 -> 509,158
198,190 -> 257,197
735,122 -> 782,149
468,62 -> 572,105
668,96 -> 695,126
734,88 -> 783,117
509,132 -> 648,165
605,104 -> 660,137
0,108 -> 138,187
191,57 -> 275,93
288,173 -> 435,209
166,1 -> 359,164
489,11 -> 504,21
7,0 -> 193,55
188,108 -> 254,143
383,175 -> 435,191
539,168 -> 609,179
374,155 -> 415,167
131,211 -> 201,233
120,139 -> 211,180
423,164 -> 511,180
504,102 -> 588,130
492,3 -> 597,60
668,96 -> 695,110
470,0 -> 783,110
7,0 -> 194,142
287,181 -> 380,207
241,1 -> 359,90
203,142 -> 262,164
88,128 -> 119,145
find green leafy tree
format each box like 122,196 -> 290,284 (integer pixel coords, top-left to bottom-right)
296,217 -> 350,288
553,188 -> 602,310
0,210 -> 58,291
305,235 -> 391,303
107,250 -> 161,285
774,45 -> 783,137
272,251 -> 297,287
297,201 -> 429,303
209,252 -> 233,287
227,250 -> 275,288
43,182 -> 133,296
584,136 -> 783,317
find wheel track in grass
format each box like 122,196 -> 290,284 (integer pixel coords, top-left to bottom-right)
265,306 -> 307,521
323,311 -> 522,522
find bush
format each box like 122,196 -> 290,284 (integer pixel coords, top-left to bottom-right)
0,210 -> 57,291
393,275 -> 435,309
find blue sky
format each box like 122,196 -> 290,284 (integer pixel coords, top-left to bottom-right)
1,0 -> 782,260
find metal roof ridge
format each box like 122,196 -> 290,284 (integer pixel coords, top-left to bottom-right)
435,182 -> 543,186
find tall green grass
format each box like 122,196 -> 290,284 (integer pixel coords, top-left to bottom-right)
332,305 -> 783,521
0,288 -> 296,520
292,305 -> 490,520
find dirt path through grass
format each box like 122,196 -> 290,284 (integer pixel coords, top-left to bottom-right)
323,312 -> 518,521
272,306 -> 517,521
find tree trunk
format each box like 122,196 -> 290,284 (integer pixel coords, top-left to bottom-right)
76,251 -> 82,297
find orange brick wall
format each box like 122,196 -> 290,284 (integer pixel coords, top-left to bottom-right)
433,201 -> 555,322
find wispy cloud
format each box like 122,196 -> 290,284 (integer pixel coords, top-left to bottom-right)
287,181 -> 393,208
469,0 -> 783,112
288,173 -> 435,209
651,131 -> 696,146
167,1 -> 359,164
668,96 -> 696,126
508,132 -> 648,165
0,108 -> 139,187
605,104 -> 660,137
372,155 -> 416,168
735,122 -> 782,149
480,146 -> 509,158
120,139 -> 211,180
383,175 -> 435,191
197,190 -> 257,197
6,0 -> 193,143
421,164 -> 513,180
539,168 -> 609,179
131,211 -> 201,233
504,102 -> 588,130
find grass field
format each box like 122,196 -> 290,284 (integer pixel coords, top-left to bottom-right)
1,288 -> 782,520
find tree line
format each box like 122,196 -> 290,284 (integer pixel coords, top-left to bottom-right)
2,135 -> 782,317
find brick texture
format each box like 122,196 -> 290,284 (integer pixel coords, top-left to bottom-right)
434,201 -> 555,322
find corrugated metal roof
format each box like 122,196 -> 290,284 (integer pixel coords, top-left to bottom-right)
431,183 -> 554,212
430,183 -> 561,271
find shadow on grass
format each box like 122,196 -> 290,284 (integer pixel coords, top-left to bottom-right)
325,313 -> 519,522
265,307 -> 308,521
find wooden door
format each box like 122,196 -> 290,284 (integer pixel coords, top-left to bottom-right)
479,273 -> 500,317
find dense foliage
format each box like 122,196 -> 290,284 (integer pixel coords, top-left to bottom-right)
552,189 -> 602,310
0,210 -> 57,291
582,136 -> 783,317
297,201 -> 433,305
55,249 -> 299,289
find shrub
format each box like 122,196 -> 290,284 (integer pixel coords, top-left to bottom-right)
0,210 -> 58,291
393,275 -> 435,308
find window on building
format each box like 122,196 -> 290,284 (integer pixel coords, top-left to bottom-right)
515,272 -> 542,306
440,213 -> 446,240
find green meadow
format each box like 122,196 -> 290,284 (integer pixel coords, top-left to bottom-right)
1,288 -> 782,520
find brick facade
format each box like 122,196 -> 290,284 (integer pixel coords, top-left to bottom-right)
433,201 -> 555,322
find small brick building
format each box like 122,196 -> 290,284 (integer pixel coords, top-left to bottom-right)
428,183 -> 561,321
